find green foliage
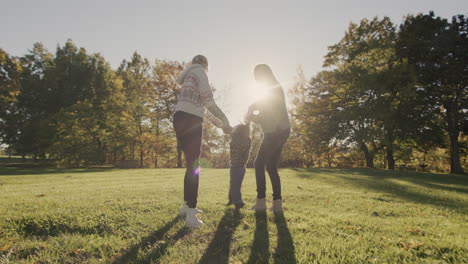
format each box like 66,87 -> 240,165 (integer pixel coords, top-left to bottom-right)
397,12 -> 467,174
0,41 -> 187,168
0,48 -> 22,153
290,13 -> 466,172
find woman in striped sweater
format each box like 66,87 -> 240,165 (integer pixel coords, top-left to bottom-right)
173,55 -> 231,228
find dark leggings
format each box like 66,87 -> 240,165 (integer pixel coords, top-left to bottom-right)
173,111 -> 203,208
254,128 -> 290,200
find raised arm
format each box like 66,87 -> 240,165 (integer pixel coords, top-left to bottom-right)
198,70 -> 231,133
245,100 -> 264,123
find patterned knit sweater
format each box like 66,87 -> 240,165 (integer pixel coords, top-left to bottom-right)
174,64 -> 229,128
175,64 -> 214,118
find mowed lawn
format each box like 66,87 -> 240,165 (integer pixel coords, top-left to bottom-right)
0,167 -> 467,264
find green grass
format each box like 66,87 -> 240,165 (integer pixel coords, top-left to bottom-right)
0,167 -> 467,264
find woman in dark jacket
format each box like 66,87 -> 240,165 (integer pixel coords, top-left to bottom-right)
245,64 -> 290,213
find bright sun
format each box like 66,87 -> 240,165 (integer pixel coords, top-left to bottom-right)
248,82 -> 270,103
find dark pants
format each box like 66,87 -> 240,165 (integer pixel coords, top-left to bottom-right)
173,111 -> 203,208
229,167 -> 246,205
254,128 -> 290,200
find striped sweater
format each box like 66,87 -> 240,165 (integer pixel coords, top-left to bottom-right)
174,64 -> 230,128
174,64 -> 215,118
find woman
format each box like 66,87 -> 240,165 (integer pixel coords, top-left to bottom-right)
245,64 -> 290,213
173,55 -> 231,228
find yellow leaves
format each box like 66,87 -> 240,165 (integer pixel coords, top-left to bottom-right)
397,239 -> 425,250
0,240 -> 16,251
406,227 -> 426,236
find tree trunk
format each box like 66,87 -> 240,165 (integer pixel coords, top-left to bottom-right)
176,139 -> 183,168
140,144 -> 144,168
113,151 -> 117,164
445,104 -> 464,174
138,122 -> 144,168
130,145 -> 135,160
154,119 -> 159,168
327,153 -> 332,168
359,142 -> 374,168
382,124 -> 396,170
386,145 -> 395,170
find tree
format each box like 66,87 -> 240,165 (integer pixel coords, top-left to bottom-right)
398,12 -> 467,174
283,67 -> 309,167
151,60 -> 183,167
117,52 -> 153,167
322,17 -> 420,170
49,41 -> 126,167
16,43 -> 55,159
0,48 -> 22,155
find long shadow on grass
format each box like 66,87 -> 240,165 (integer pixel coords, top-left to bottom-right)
337,174 -> 468,213
198,207 -> 243,264
247,211 -> 270,264
273,212 -> 297,264
112,216 -> 189,264
295,168 -> 468,213
0,166 -> 114,176
294,167 -> 468,185
139,227 -> 191,263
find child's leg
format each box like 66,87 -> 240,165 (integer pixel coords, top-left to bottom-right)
228,168 -> 233,204
237,167 -> 246,204
230,167 -> 246,205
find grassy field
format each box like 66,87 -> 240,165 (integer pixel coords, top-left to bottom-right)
0,166 -> 467,264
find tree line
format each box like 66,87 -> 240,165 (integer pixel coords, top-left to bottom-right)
284,12 -> 467,174
0,11 -> 466,173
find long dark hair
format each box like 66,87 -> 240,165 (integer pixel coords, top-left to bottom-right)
254,64 -> 278,84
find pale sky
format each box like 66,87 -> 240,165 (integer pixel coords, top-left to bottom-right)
1,0 -> 466,123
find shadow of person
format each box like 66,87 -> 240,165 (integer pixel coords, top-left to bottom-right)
198,207 -> 243,264
273,212 -> 297,264
111,216 -> 186,264
139,227 -> 191,264
247,210 -> 270,264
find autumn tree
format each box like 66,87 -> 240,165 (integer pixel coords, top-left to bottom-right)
117,52 -> 153,167
0,48 -> 22,156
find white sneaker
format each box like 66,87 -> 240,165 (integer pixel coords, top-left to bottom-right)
179,201 -> 202,216
185,208 -> 204,228
271,199 -> 283,213
249,198 -> 267,211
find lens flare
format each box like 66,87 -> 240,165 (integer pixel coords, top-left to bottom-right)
193,166 -> 201,176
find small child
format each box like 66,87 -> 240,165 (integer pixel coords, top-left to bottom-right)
227,123 -> 252,208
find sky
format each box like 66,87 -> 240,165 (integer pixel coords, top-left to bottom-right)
1,0 -> 467,123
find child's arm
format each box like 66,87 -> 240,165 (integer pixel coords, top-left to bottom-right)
245,101 -> 263,123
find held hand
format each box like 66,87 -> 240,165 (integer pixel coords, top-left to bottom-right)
244,111 -> 253,123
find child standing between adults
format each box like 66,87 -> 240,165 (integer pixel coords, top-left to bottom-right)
227,123 -> 252,208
